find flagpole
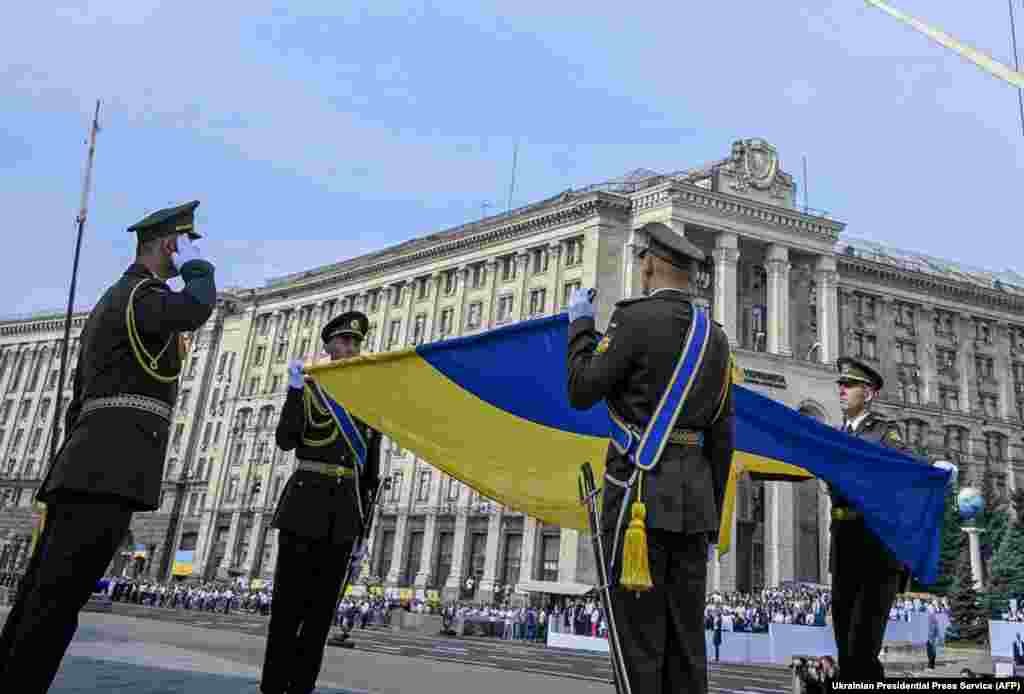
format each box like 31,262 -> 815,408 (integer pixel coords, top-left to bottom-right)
45,99 -> 101,472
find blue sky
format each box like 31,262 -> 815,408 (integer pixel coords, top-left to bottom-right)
2,1 -> 1022,317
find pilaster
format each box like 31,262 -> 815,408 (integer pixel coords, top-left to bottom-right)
765,244 -> 792,357
386,513 -> 408,586
427,273 -> 444,341
478,509 -> 503,598
483,260 -> 500,330
444,511 -> 469,595
558,528 -> 579,584
765,481 -> 795,585
813,256 -> 839,364
516,252 -> 531,321
519,516 -> 539,585
548,244 -> 564,315
712,232 -> 740,346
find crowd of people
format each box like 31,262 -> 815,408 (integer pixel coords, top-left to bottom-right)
704,587 -> 950,633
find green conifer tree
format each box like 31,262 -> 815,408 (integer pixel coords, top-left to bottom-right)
949,533 -> 988,643
986,489 -> 1024,618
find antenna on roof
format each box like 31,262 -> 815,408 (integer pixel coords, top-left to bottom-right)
506,139 -> 519,213
802,155 -> 809,212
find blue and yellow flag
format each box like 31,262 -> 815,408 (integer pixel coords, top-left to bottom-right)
309,314 -> 949,584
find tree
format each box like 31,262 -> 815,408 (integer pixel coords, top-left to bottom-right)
976,467 -> 1009,577
949,536 -> 988,643
910,485 -> 961,595
985,489 -> 1024,618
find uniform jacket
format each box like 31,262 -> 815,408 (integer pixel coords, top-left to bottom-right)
272,382 -> 381,544
567,289 -> 735,540
39,261 -> 215,510
828,411 -> 917,574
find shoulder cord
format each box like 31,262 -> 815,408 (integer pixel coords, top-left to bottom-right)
302,385 -> 339,447
127,279 -> 180,384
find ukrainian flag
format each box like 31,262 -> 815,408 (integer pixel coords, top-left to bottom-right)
309,314 -> 949,584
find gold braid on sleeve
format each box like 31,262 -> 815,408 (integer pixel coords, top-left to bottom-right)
127,279 -> 181,384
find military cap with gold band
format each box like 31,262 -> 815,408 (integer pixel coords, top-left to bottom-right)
322,311 -> 369,344
637,221 -> 705,268
127,200 -> 202,243
836,356 -> 884,390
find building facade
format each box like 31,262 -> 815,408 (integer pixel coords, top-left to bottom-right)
1,138 -> 1022,602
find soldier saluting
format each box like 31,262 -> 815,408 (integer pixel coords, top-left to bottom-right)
260,310 -> 382,694
829,357 -> 956,682
567,222 -> 735,694
0,201 -> 216,692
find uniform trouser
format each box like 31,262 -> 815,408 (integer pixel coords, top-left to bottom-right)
606,529 -> 709,694
0,494 -> 132,693
261,531 -> 352,694
830,522 -> 903,682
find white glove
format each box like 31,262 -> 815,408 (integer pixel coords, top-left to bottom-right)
287,358 -> 305,389
171,234 -> 202,269
568,287 -> 596,322
708,544 -> 717,562
351,542 -> 368,561
933,460 -> 958,487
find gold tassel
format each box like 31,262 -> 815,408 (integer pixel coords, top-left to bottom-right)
28,502 -> 47,557
619,472 -> 653,592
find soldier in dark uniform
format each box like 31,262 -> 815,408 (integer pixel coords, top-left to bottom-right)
0,201 -> 216,692
829,357 -> 956,681
567,221 -> 735,694
261,311 -> 382,694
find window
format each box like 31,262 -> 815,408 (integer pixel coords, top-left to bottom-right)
387,320 -> 402,349
1013,363 -> 1024,383
299,338 -> 309,358
468,532 -> 487,581
404,532 -> 424,585
563,281 -> 581,308
46,370 -> 57,390
271,375 -> 281,392
230,441 -> 245,466
934,311 -> 955,336
417,277 -> 429,301
389,471 -> 403,502
975,356 -> 995,380
0,401 -> 9,425
446,477 -> 460,501
500,534 -> 523,586
896,382 -> 920,405
325,300 -> 337,320
274,341 -> 288,361
38,399 -> 50,420
984,432 -> 1006,461
439,308 -> 454,337
501,255 -> 517,282
417,470 -> 431,501
303,307 -> 313,326
936,348 -> 957,371
217,353 -> 229,376
540,534 -> 560,581
978,394 -> 998,417
11,429 -> 23,453
896,342 -> 917,365
27,364 -> 42,391
412,314 -> 427,345
370,290 -> 381,313
186,356 -> 199,379
187,493 -> 199,516
854,294 -> 876,319
497,295 -> 514,323
529,288 -> 546,316
377,530 -> 396,579
975,321 -> 992,344
18,400 -> 30,421
565,237 -> 583,266
227,476 -> 240,502
895,302 -> 915,328
248,377 -> 260,396
172,423 -> 185,449
178,389 -> 191,413
467,302 -> 483,329
435,532 -> 454,587
905,420 -> 928,448
943,427 -> 967,462
29,427 -> 42,452
214,422 -> 222,443
851,332 -> 877,360
939,386 -> 960,412
195,459 -> 206,481
531,247 -> 549,274
471,263 -> 486,289
201,423 -> 212,449
391,285 -> 403,307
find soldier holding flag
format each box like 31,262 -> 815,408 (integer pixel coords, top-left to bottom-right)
261,310 -> 382,694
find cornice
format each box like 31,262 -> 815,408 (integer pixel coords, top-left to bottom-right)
254,192 -> 629,303
838,257 -> 1024,316
631,181 -> 845,242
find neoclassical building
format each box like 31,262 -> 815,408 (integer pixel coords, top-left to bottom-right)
1,138 -> 1022,603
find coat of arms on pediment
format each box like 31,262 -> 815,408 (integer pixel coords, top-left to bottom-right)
725,138 -> 786,195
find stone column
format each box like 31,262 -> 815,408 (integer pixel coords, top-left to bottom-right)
478,509 -> 503,599
516,252 -> 531,321
918,304 -> 938,407
765,244 -> 792,357
444,511 -> 469,596
714,511 -> 738,592
558,529 -> 579,584
402,280 -> 417,346
308,303 -> 328,363
712,232 -> 740,346
452,267 -> 470,337
242,513 -> 267,577
519,516 -> 538,585
956,314 -> 971,414
415,468 -> 443,590
386,514 -> 408,586
996,322 -> 1013,420
483,260 -> 500,329
963,526 -> 984,590
218,511 -> 242,574
548,243 -> 564,314
814,256 -> 839,364
765,482 -> 795,586
427,273 -> 444,341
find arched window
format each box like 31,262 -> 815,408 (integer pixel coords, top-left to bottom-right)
944,426 -> 968,463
